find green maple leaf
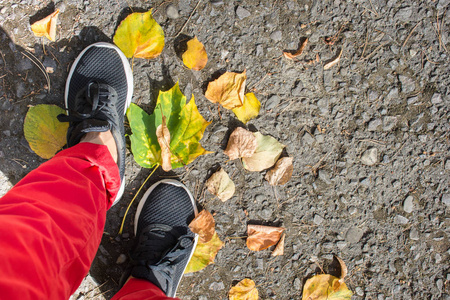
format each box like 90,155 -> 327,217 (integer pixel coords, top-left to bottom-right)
127,82 -> 211,169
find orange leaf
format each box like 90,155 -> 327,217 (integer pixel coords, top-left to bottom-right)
205,71 -> 246,109
224,127 -> 257,160
156,116 -> 171,171
246,225 -> 285,251
323,48 -> 343,70
189,210 -> 216,243
271,233 -> 285,256
30,10 -> 60,41
283,38 -> 308,60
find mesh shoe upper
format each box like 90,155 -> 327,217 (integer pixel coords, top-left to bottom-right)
128,180 -> 198,297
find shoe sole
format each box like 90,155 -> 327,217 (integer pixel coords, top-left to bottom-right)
65,42 -> 134,202
134,179 -> 199,296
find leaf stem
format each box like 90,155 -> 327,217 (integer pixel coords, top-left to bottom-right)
118,164 -> 159,235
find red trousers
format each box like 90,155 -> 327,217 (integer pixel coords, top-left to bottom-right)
0,143 -> 178,300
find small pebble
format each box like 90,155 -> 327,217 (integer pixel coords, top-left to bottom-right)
270,30 -> 282,41
361,148 -> 378,166
116,254 -> 127,264
236,6 -> 250,19
395,215 -> 409,224
355,287 -> 364,296
441,194 -> 450,206
345,226 -> 363,244
209,281 -> 225,291
313,214 -> 324,225
403,196 -> 414,213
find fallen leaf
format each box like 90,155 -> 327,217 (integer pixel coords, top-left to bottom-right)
189,210 -> 216,243
231,92 -> 261,124
182,36 -> 208,70
242,132 -> 285,172
127,82 -> 211,169
30,10 -> 60,41
246,224 -> 285,251
323,48 -> 343,70
229,278 -> 259,300
184,232 -> 224,273
206,168 -> 235,202
265,157 -> 294,185
335,255 -> 348,282
271,233 -> 285,256
283,38 -> 308,60
205,71 -> 246,109
302,274 -> 353,300
156,116 -> 171,171
113,9 -> 164,59
224,127 -> 257,160
24,104 -> 68,159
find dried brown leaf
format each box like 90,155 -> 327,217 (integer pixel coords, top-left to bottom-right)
205,71 -> 246,109
246,225 -> 285,251
271,233 -> 285,256
323,48 -> 343,70
335,255 -> 348,282
265,157 -> 293,185
283,38 -> 308,60
156,116 -> 171,171
224,127 -> 257,160
189,210 -> 216,243
205,168 -> 235,202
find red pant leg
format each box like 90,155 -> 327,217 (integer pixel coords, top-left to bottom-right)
0,143 -> 119,299
111,278 -> 178,300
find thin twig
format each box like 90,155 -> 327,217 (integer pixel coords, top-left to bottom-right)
362,41 -> 389,60
368,0 -> 379,17
359,139 -> 387,146
360,29 -> 369,60
174,0 -> 202,38
401,21 -> 421,49
21,51 -> 51,92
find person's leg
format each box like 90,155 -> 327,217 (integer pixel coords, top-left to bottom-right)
0,42 -> 132,299
0,141 -> 118,299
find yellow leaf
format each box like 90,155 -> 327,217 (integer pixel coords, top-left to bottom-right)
205,71 -> 246,109
302,274 -> 353,300
113,9 -> 165,59
229,278 -> 259,300
182,37 -> 208,70
156,116 -> 171,171
189,210 -> 216,243
24,104 -> 68,159
231,93 -> 261,124
206,168 -> 235,202
185,232 -> 223,273
242,132 -> 285,172
30,10 -> 60,41
246,225 -> 285,251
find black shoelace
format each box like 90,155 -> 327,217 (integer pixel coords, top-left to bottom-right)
58,80 -> 114,123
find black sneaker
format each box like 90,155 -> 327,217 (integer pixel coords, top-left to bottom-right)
58,42 -> 133,204
126,179 -> 198,297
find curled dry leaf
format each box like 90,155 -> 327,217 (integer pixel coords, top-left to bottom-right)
184,232 -> 224,273
229,278 -> 259,300
302,274 -> 353,300
242,132 -> 285,172
265,157 -> 294,185
271,233 -> 285,256
231,92 -> 261,124
323,48 -> 343,70
206,168 -> 235,202
205,70 -> 246,109
30,10 -> 60,41
156,116 -> 171,171
224,127 -> 257,160
113,9 -> 164,59
189,210 -> 215,243
182,36 -> 208,70
24,104 -> 68,159
283,38 -> 308,60
335,255 -> 348,282
246,224 -> 285,251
